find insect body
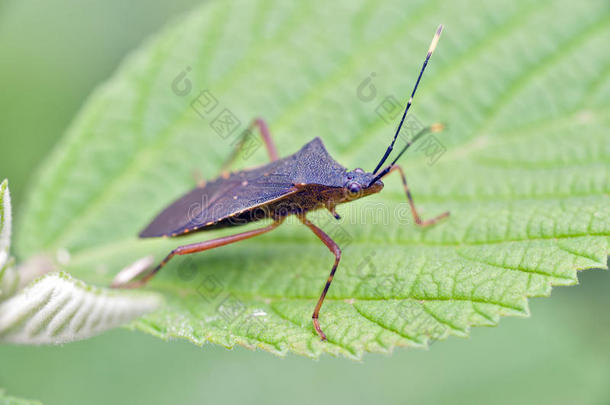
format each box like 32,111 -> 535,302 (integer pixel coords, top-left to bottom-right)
138,137 -> 383,239
114,25 -> 449,341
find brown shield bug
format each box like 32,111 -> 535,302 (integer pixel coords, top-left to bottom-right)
113,25 -> 449,341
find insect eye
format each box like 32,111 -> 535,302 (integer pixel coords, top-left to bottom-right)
347,182 -> 362,195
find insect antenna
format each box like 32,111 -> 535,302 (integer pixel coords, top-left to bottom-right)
368,123 -> 444,186
371,24 -> 444,175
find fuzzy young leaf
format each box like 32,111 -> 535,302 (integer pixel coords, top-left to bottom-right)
0,272 -> 161,344
0,180 -> 12,270
17,0 -> 610,357
0,180 -> 161,343
0,180 -> 18,299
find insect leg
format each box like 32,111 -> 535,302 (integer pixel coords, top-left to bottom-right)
298,214 -> 341,341
113,218 -> 285,288
220,118 -> 278,172
382,165 -> 449,227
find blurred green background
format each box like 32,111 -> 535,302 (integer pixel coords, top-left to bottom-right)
0,1 -> 608,404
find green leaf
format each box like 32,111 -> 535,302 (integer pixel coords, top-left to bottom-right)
16,0 -> 610,357
0,389 -> 42,405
